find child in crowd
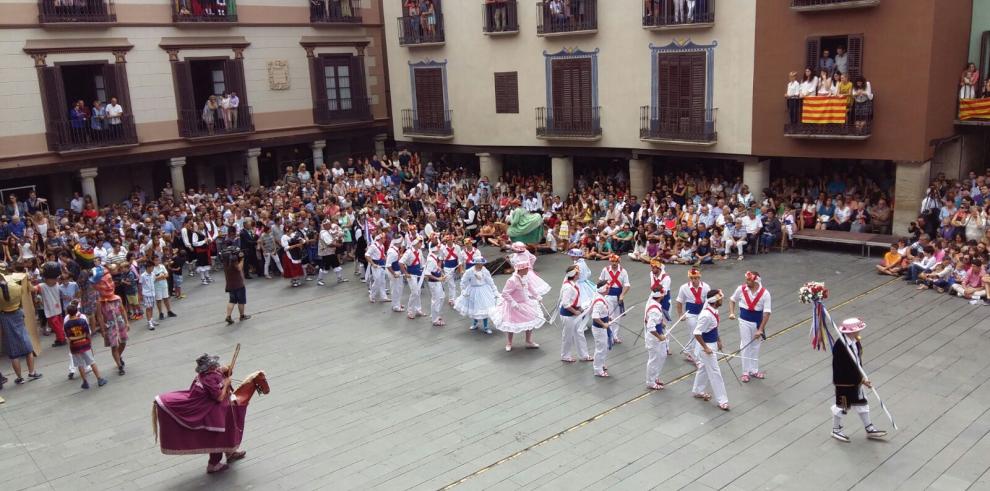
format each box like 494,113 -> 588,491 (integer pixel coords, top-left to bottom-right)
152,256 -> 177,320
37,273 -> 66,347
120,261 -> 141,320
58,272 -> 79,313
139,261 -> 158,330
63,301 -> 107,389
169,251 -> 186,299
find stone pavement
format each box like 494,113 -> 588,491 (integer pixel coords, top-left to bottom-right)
2,249 -> 990,490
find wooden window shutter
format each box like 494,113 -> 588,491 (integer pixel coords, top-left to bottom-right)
101,63 -> 118,104
846,34 -> 864,80
578,57 -> 592,121
350,56 -> 366,100
224,58 -> 248,104
493,71 -> 519,114
805,37 -> 821,73
414,67 -> 444,124
310,56 -> 327,122
689,52 -> 707,124
980,31 -> 990,80
38,65 -> 67,148
171,61 -> 196,136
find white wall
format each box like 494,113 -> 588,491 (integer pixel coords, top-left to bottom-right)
383,1 -> 755,155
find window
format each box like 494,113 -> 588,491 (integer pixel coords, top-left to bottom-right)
310,54 -> 369,124
805,34 -> 863,80
494,72 -> 518,114
658,52 -> 706,121
414,67 -> 445,124
551,58 -> 593,122
37,61 -> 136,151
171,57 -> 251,137
324,60 -> 353,111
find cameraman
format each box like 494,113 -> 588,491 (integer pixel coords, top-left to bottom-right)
223,245 -> 251,325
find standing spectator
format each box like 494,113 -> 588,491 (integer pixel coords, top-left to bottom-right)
799,68 -> 818,98
818,49 -> 835,77
63,301 -> 107,389
69,100 -> 88,143
487,0 -> 507,31
140,261 -> 159,330
0,272 -> 43,385
36,272 -> 67,347
202,96 -> 220,135
106,97 -> 124,139
852,77 -> 874,132
786,71 -> 802,124
228,92 -> 240,129
223,248 -> 251,325
961,63 -> 979,100
238,219 -> 260,279
834,46 -> 848,75
220,93 -> 232,130
90,100 -> 107,139
153,256 -> 177,321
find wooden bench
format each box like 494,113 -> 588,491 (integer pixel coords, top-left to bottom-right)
791,229 -> 899,256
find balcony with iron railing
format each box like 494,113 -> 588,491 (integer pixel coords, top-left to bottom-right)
536,0 -> 596,36
179,105 -> 253,139
536,106 -> 601,140
640,106 -> 717,145
311,0 -> 361,23
38,0 -> 116,23
790,0 -> 879,12
783,95 -> 873,139
402,109 -> 453,138
48,114 -> 137,153
483,1 -> 519,35
397,13 -> 445,46
173,0 -> 237,23
642,0 -> 714,30
314,97 -> 372,125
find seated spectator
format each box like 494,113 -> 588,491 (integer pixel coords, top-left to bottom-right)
724,218 -> 747,260
826,197 -> 852,231
740,208 -> 762,254
760,210 -> 781,251
905,246 -> 936,283
918,256 -> 953,291
950,258 -> 985,300
876,242 -> 905,276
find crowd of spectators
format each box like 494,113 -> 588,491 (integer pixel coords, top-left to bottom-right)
785,47 -> 874,130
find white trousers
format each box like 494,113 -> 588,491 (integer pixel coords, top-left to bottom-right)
692,342 -> 728,404
738,319 -> 762,374
263,252 -> 283,275
442,267 -> 458,300
725,237 -> 746,256
406,275 -> 423,314
390,273 -> 405,310
605,295 -> 623,341
673,0 -> 685,21
428,281 -> 444,321
560,314 -> 590,360
369,266 -> 389,301
950,284 -> 986,298
686,0 -> 695,20
592,326 -> 609,375
681,315 -> 700,356
645,334 -> 669,386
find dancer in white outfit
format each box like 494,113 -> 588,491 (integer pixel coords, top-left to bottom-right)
365,234 -> 389,303
589,280 -> 613,377
644,285 -> 669,390
424,245 -> 446,326
559,265 -> 592,363
598,254 -> 630,344
675,267 -> 710,364
386,238 -> 406,312
509,242 -> 551,297
439,235 -> 461,306
691,290 -> 730,411
454,257 -> 497,334
399,237 -> 426,319
728,271 -> 772,382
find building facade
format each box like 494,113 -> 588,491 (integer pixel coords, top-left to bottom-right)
382,0 -> 759,200
0,0 -> 391,207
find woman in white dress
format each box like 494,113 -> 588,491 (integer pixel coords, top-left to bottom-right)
454,258 -> 498,334
489,256 -> 546,351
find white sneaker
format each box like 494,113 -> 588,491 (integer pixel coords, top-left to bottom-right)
317,280 -> 326,286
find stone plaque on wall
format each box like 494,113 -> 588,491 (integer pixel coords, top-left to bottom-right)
267,60 -> 290,90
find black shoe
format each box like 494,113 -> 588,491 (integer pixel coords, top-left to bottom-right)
167,311 -> 177,318
239,314 -> 251,321
81,380 -> 90,390
118,367 -> 125,376
831,427 -> 850,442
244,275 -> 254,280
865,424 -> 887,439
27,372 -> 42,381
225,317 -> 234,325
14,378 -> 24,385
120,357 -> 125,368
159,313 -> 165,321
68,372 -> 74,380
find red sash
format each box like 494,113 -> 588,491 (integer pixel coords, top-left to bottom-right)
464,250 -> 475,264
591,297 -> 608,317
690,286 -> 703,304
644,304 -> 662,323
445,247 -> 457,261
376,244 -> 385,258
411,251 -> 420,266
568,282 -> 580,308
651,272 -> 668,291
742,286 -> 766,311
606,268 -> 623,288
706,306 -> 720,325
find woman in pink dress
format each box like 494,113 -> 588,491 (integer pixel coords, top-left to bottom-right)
489,256 -> 546,351
509,242 -> 551,296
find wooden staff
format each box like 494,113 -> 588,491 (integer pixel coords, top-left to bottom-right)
228,343 -> 241,376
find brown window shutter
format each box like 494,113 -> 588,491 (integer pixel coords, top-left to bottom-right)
224,59 -> 247,104
494,71 -> 519,114
578,58 -> 592,123
806,37 -> 821,73
110,63 -> 132,111
846,34 -> 864,80
38,65 -> 67,149
414,67 -> 444,125
980,31 -> 990,80
310,56 -> 327,121
171,61 -> 196,136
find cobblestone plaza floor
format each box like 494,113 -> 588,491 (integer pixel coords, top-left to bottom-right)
2,249 -> 989,490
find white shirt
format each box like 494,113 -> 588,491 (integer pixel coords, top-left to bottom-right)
599,265 -> 630,289
459,246 -> 483,265
799,77 -> 818,97
834,206 -> 852,224
676,281 -> 711,315
730,284 -> 772,315
644,299 -> 665,333
560,280 -> 581,311
741,215 -> 762,234
693,306 -> 720,338
786,80 -> 801,97
590,294 -> 610,320
106,103 -> 123,124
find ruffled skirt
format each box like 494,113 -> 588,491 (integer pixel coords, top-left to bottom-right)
489,297 -> 545,333
454,285 -> 498,319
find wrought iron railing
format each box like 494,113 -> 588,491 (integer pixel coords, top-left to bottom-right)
38,0 -> 115,23
536,0 -> 596,35
173,0 -> 237,22
402,109 -> 453,136
536,106 -> 601,138
397,13 -> 445,45
310,0 -> 361,23
314,97 -> 372,124
783,96 -> 873,137
48,114 -> 136,152
483,1 -> 519,33
791,0 -> 879,9
640,106 -> 717,142
179,104 -> 253,138
642,0 -> 714,28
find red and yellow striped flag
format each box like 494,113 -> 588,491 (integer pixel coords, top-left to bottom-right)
958,98 -> 990,121
801,96 -> 848,124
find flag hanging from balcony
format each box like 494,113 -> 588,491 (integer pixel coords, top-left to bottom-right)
800,96 -> 848,124
958,98 -> 990,121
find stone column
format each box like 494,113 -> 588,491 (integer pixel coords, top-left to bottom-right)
893,160 -> 931,236
169,157 -> 187,197
551,155 -> 574,198
741,158 -> 770,197
246,147 -> 262,189
628,157 -> 653,199
79,167 -> 98,208
477,152 -> 503,182
311,140 -> 326,169
374,133 -> 388,158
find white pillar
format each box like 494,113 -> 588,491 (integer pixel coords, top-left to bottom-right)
477,152 -> 503,182
246,147 -> 261,189
551,155 -> 574,198
628,157 -> 652,200
893,160 -> 931,236
79,167 -> 98,208
311,140 -> 326,169
741,158 -> 770,197
169,157 -> 186,198
374,133 -> 388,158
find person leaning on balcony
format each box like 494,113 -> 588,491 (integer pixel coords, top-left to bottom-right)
90,100 -> 106,137
106,97 -> 123,138
220,93 -> 232,129
486,0 -> 507,31
836,73 -> 853,120
202,96 -> 219,135
852,77 -> 873,132
785,71 -> 801,124
834,46 -> 848,75
229,92 -> 240,129
69,100 -> 88,143
816,69 -> 833,96
960,63 -> 979,100
799,68 -> 818,98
